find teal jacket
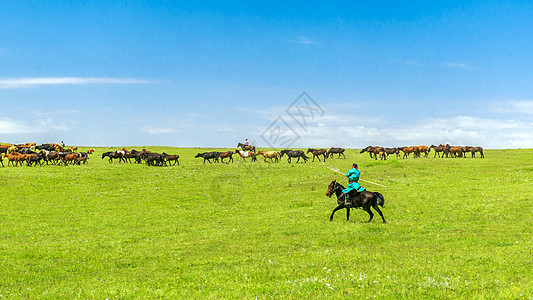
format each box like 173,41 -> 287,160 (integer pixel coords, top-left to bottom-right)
343,168 -> 365,193
346,168 -> 360,182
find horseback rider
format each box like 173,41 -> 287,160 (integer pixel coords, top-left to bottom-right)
343,163 -> 366,207
244,139 -> 249,146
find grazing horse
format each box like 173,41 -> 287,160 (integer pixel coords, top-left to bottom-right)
195,152 -> 221,164
464,146 -> 484,158
237,143 -> 256,153
360,146 -> 376,158
256,151 -> 280,163
327,147 -> 346,159
306,148 -> 327,162
218,151 -> 234,163
325,180 -> 386,223
234,150 -> 256,162
280,150 -> 308,163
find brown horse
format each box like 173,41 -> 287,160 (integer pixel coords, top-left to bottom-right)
430,145 -> 445,158
464,146 -> 484,158
306,148 -> 327,162
218,151 -> 234,163
401,146 -> 419,159
256,151 -> 280,163
4,152 -> 25,167
448,146 -> 463,158
237,143 -> 256,153
416,145 -> 429,158
163,153 -> 180,166
383,148 -> 399,159
234,150 -> 257,162
360,146 -> 376,159
325,180 -> 386,222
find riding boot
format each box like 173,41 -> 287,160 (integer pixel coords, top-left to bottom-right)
344,193 -> 352,208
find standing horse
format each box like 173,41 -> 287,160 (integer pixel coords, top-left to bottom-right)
237,143 -> 256,153
430,145 -> 445,158
325,180 -> 386,223
306,148 -> 327,162
464,146 -> 484,158
327,147 -> 346,159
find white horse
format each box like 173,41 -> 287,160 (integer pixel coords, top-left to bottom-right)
234,150 -> 256,163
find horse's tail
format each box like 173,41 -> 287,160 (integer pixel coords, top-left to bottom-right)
373,192 -> 385,207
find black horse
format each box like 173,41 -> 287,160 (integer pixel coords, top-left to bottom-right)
101,151 -> 125,163
327,147 -> 346,159
325,180 -> 386,223
280,150 -> 308,163
195,152 -> 221,164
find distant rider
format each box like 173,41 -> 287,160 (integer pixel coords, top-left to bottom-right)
244,139 -> 249,146
343,163 -> 366,207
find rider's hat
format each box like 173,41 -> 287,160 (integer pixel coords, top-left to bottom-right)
353,163 -> 358,168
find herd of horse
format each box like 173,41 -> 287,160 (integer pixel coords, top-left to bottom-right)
194,144 -> 347,164
1,141 -> 489,224
101,148 -> 180,166
360,144 -> 484,160
0,143 -> 93,167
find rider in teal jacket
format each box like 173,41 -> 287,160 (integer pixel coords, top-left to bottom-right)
343,163 -> 366,207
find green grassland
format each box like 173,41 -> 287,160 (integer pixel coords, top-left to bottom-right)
0,147 -> 531,298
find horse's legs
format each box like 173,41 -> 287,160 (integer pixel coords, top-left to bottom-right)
372,204 -> 386,223
364,207 -> 374,222
330,205 -> 345,221
346,207 -> 350,221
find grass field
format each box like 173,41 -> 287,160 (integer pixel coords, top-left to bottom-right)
0,147 -> 532,298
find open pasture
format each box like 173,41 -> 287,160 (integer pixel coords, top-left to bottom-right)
0,147 -> 531,298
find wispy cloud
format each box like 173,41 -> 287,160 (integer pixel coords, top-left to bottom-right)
444,62 -> 474,69
286,36 -> 317,45
403,60 -> 422,66
144,126 -> 176,134
0,117 -> 71,134
0,77 -> 151,89
491,100 -> 533,115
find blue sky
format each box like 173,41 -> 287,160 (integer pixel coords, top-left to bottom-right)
1,1 -> 532,148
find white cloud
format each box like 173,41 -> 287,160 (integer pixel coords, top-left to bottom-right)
257,115 -> 533,149
144,126 -> 177,134
286,36 -> 317,45
444,62 -> 475,69
0,77 -> 151,89
492,100 -> 533,115
0,117 -> 70,134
